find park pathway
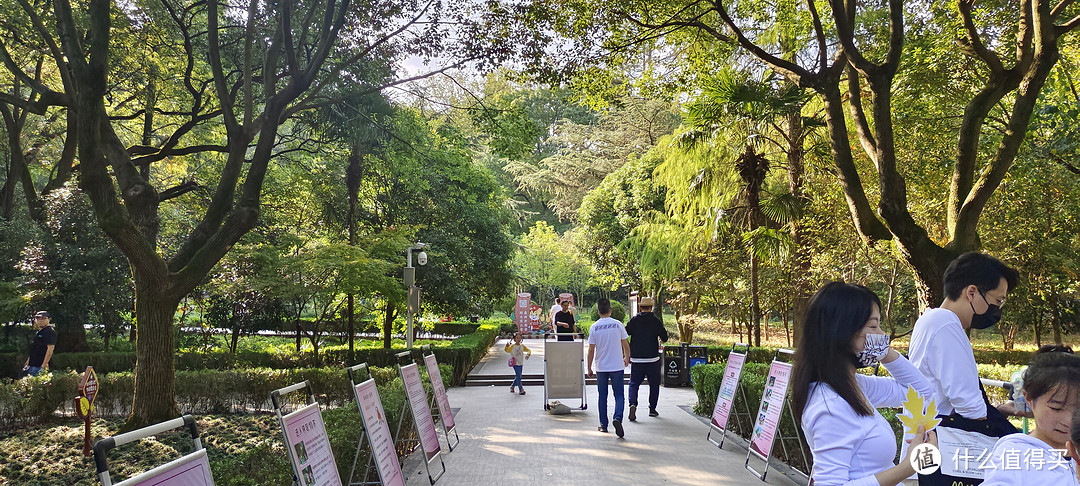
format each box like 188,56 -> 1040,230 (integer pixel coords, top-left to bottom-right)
403,337 -> 805,485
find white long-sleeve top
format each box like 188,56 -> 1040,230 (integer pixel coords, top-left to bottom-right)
802,355 -> 934,486
908,308 -> 986,418
981,433 -> 1079,485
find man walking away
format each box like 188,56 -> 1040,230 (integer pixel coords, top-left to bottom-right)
587,298 -> 630,438
625,297 -> 668,421
21,311 -> 56,377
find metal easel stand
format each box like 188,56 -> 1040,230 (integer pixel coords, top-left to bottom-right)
421,346 -> 459,452
771,393 -> 811,485
395,351 -> 445,485
271,381 -> 316,486
707,343 -> 751,449
93,415 -> 208,486
346,363 -> 381,486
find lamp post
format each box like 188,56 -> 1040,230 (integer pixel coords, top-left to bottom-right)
404,242 -> 427,348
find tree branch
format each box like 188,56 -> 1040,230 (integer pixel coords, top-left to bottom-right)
957,0 -> 1004,73
846,66 -> 878,165
714,1 -> 814,85
159,180 -> 205,201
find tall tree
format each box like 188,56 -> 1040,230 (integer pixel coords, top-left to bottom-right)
0,0 -> 486,426
497,0 -> 1080,307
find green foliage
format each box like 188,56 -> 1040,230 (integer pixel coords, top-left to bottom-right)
587,300 -> 626,322
511,221 -> 592,301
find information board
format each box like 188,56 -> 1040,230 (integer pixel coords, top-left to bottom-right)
514,292 -> 531,333
282,403 -> 342,486
711,351 -> 746,435
424,354 -> 455,431
749,360 -> 793,459
400,363 -> 441,460
113,448 -> 215,486
353,379 -> 405,486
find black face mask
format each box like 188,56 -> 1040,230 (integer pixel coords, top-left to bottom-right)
970,292 -> 1002,330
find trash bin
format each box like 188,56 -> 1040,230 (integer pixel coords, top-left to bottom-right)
663,345 -> 687,387
687,345 -> 708,384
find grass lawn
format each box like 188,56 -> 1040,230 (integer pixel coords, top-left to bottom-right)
1,414 -> 302,485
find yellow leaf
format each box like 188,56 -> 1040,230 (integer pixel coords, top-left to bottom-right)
898,385 -> 942,436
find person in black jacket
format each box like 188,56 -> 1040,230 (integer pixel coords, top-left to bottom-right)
625,297 -> 668,421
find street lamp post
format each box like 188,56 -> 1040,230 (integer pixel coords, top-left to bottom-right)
404,242 -> 427,348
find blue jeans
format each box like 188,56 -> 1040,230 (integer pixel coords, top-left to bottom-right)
511,365 -> 523,388
20,366 -> 43,378
595,370 -> 625,428
629,360 -> 661,410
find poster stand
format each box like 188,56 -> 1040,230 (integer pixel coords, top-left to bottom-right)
93,414 -> 214,486
707,342 -> 751,449
395,351 -> 446,485
346,363 -> 406,486
271,381 -> 343,486
419,345 -> 459,451
745,349 -> 811,484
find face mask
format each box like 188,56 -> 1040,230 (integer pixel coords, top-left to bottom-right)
855,333 -> 890,368
970,293 -> 1003,330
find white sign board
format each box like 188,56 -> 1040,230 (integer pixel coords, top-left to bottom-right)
400,363 -> 441,460
353,379 -> 405,486
282,403 -> 342,486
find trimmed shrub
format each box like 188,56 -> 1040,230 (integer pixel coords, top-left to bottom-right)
430,322 -> 480,336
588,301 -> 626,322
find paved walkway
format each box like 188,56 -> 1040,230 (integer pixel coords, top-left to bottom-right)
404,339 -> 805,485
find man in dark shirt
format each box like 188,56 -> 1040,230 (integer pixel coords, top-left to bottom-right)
625,297 -> 668,421
553,300 -> 576,342
22,310 -> 57,377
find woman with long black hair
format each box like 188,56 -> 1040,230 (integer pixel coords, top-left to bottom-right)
792,282 -> 937,486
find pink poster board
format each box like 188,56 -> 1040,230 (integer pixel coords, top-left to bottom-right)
353,379 -> 405,486
710,351 -> 746,432
282,403 -> 342,486
749,360 -> 793,459
114,448 -> 214,486
400,363 -> 441,460
424,354 -> 455,430
514,292 -> 531,333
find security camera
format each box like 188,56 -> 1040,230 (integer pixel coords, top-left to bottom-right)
417,251 -> 428,266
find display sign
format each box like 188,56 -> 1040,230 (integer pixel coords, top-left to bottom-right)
400,363 -> 441,460
711,351 -> 746,435
424,355 -> 455,431
113,448 -> 215,486
282,403 -> 342,486
749,360 -> 793,459
514,292 -> 531,333
353,379 -> 405,486
77,366 -> 99,455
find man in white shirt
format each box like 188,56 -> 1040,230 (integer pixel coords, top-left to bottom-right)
587,298 -> 630,438
907,252 -> 1023,486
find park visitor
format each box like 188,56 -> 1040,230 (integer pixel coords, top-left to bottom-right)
587,298 -> 630,438
981,346 -> 1080,485
21,310 -> 56,378
792,282 -> 937,486
908,252 -> 1022,485
625,296 -> 668,421
554,299 -> 576,342
504,332 -> 531,395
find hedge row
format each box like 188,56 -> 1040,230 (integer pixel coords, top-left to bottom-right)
1,321 -> 502,384
695,344 -> 1038,367
0,363 -> 450,431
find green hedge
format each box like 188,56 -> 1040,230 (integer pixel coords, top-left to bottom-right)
431,322 -> 480,335
0,363 -> 449,431
0,320 -> 504,384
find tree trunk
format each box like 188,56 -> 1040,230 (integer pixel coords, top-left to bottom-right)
750,252 -> 761,347
382,300 -> 397,349
347,294 -> 355,360
127,284 -> 180,429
